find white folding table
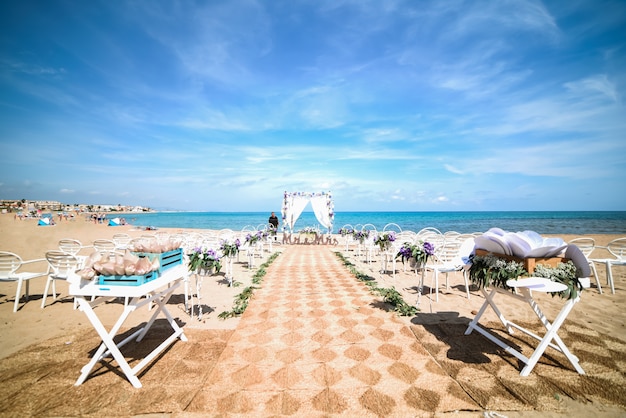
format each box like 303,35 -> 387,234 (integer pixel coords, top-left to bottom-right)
69,265 -> 188,388
465,277 -> 585,376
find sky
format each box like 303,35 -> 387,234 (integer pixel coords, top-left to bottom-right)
1,0 -> 625,212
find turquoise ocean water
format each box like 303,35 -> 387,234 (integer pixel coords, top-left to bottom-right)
121,211 -> 626,235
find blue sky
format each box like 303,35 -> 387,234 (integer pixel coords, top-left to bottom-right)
1,0 -> 625,212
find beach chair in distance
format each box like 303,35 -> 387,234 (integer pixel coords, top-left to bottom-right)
92,239 -> 117,254
59,238 -> 83,255
112,233 -> 132,250
383,223 -> 402,233
362,224 -> 377,264
0,252 -> 48,312
592,238 -> 626,294
568,237 -> 602,293
606,238 -> 626,293
58,238 -> 87,268
41,251 -> 81,309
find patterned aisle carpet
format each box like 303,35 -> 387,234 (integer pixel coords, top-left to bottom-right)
184,245 -> 479,416
1,245 -> 625,416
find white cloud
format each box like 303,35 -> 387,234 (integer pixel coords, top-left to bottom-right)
564,74 -> 619,103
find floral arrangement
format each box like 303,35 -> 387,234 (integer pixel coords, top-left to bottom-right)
374,231 -> 396,250
396,240 -> 435,266
220,238 -> 241,257
245,230 -> 267,245
469,254 -> 583,300
532,261 -> 583,300
338,227 -> 354,236
299,227 -> 318,234
468,254 -> 527,290
187,247 -> 222,273
353,230 -> 370,243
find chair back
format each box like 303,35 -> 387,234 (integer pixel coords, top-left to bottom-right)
241,225 -> 256,233
0,252 -> 22,279
607,238 -> 626,260
59,239 -> 82,255
418,229 -> 445,254
112,233 -> 132,249
396,231 -> 416,243
417,227 -> 442,236
383,223 -> 402,233
93,239 -> 116,253
362,224 -> 377,233
435,240 -> 462,264
45,251 -> 80,279
568,237 -> 595,258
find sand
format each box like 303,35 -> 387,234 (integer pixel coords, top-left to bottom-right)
0,213 -> 625,416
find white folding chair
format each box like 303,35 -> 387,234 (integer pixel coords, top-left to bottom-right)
424,240 -> 464,302
112,233 -> 132,250
92,239 -> 116,253
0,252 -> 48,312
42,251 -> 81,309
604,238 -> 626,293
59,238 -> 87,268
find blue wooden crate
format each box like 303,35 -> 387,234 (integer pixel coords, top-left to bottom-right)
98,271 -> 158,286
133,248 -> 183,274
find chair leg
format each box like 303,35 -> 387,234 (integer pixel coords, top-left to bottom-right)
590,261 -> 602,294
41,277 -> 52,308
463,270 -> 471,300
184,275 -> 190,312
13,278 -> 24,312
431,269 -> 439,302
606,260 -> 615,294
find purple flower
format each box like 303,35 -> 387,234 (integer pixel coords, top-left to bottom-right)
423,241 -> 435,256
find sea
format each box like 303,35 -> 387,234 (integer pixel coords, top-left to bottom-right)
118,211 -> 626,235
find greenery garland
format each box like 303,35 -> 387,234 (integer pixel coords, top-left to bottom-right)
468,254 -> 583,300
218,252 -> 280,319
335,252 -> 418,316
533,261 -> 583,300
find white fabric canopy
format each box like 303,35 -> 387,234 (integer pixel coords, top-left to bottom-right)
281,191 -> 334,232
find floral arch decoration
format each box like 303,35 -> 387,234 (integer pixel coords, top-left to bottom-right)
281,191 -> 334,233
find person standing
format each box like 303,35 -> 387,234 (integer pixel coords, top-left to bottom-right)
268,212 -> 279,238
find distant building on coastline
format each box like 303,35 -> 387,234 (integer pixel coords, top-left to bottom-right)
0,199 -> 152,214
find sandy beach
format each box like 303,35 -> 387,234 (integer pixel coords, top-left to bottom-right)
1,213 -> 625,417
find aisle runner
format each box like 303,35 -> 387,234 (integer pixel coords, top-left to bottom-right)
186,245 -> 479,416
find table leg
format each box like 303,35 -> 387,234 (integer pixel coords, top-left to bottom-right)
75,296 -> 142,388
74,282 -> 187,388
520,289 -> 583,376
465,288 -> 516,335
466,286 -> 584,376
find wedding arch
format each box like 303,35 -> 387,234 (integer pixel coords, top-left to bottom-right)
281,191 -> 334,233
